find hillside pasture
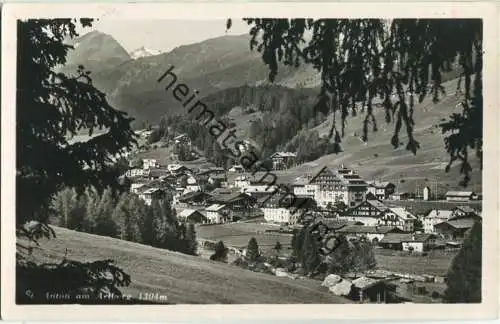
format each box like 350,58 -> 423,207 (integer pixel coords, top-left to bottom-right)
196,222 -> 292,251
374,248 -> 456,276
19,227 -> 349,304
287,77 -> 482,193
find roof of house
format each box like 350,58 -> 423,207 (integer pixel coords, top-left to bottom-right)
235,175 -> 250,181
352,276 -> 386,290
149,168 -> 170,177
436,218 -> 477,229
271,152 -> 297,158
168,164 -> 190,172
174,134 -> 188,140
380,233 -> 438,244
409,233 -> 438,242
142,187 -> 162,194
445,191 -> 475,197
367,181 -> 394,188
389,207 -> 417,220
210,174 -> 227,180
426,209 -> 454,219
211,187 -> 239,195
293,176 -> 310,185
217,192 -> 253,203
209,187 -> 256,204
454,205 -> 477,214
178,191 -> 212,202
366,199 -> 391,211
379,233 -> 411,244
206,204 -> 227,212
177,209 -> 203,218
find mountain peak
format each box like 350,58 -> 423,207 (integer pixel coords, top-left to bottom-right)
64,30 -> 131,72
130,46 -> 162,59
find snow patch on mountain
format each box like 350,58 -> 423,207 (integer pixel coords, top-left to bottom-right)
130,46 -> 162,59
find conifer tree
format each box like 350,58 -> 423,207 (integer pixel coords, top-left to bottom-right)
302,229 -> 321,274
444,221 -> 482,303
210,241 -> 229,263
184,223 -> 198,256
92,188 -> 118,237
112,193 -> 139,242
274,241 -> 282,255
246,237 -> 260,262
52,187 -> 78,228
139,202 -> 156,246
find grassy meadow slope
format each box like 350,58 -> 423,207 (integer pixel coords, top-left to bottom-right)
21,227 -> 350,304
284,77 -> 482,193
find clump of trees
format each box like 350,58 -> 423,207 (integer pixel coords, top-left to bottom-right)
284,130 -> 342,163
52,187 -> 198,255
210,241 -> 229,263
291,223 -> 376,277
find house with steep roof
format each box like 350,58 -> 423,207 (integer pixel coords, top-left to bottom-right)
182,175 -> 201,194
177,209 -> 207,224
138,187 -> 165,206
379,233 -> 438,251
336,225 -> 405,243
241,181 -> 279,195
208,173 -> 227,186
131,182 -> 147,194
167,164 -> 191,175
142,158 -> 159,170
434,217 -> 478,241
228,164 -> 245,173
339,199 -> 390,226
261,196 -> 316,225
177,191 -> 213,206
450,205 -> 479,219
205,204 -> 231,224
208,188 -> 257,211
148,167 -> 170,180
270,151 -> 297,170
233,175 -> 251,189
383,207 -> 417,232
423,209 -> 454,233
390,192 -> 410,200
350,277 -> 399,303
367,181 -> 396,200
174,133 -> 191,145
400,233 -> 439,252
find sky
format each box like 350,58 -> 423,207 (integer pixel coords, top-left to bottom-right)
77,19 -> 251,53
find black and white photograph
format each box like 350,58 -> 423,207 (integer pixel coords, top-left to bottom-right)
2,2 -> 498,321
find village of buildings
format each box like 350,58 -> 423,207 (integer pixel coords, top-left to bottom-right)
122,130 -> 482,303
